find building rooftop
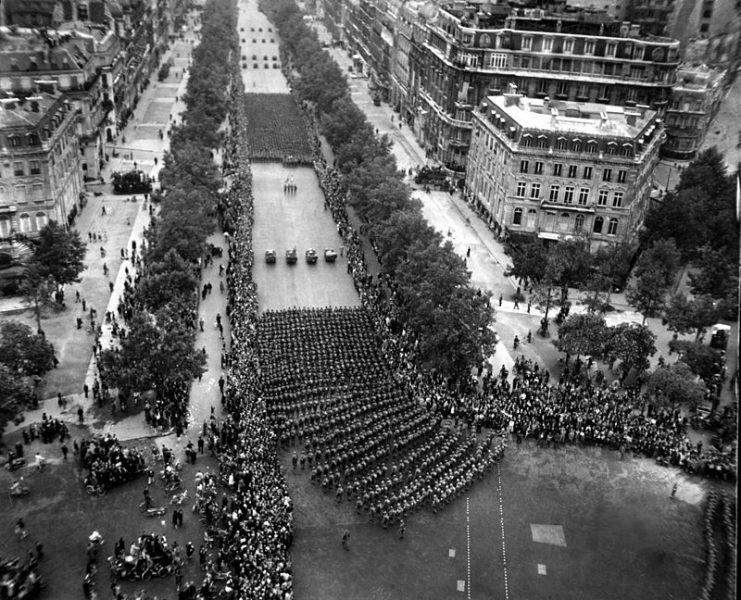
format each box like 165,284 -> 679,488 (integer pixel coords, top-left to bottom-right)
674,63 -> 725,91
486,93 -> 655,138
0,27 -> 92,74
0,91 -> 61,129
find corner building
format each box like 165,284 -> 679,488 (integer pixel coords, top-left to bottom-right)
412,2 -> 680,175
465,86 -> 664,250
0,91 -> 82,240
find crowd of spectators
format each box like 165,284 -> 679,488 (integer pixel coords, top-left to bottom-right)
0,551 -> 42,600
79,434 -> 146,492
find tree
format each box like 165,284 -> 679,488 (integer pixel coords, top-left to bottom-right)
30,220 -> 87,290
396,240 -> 495,378
603,322 -> 657,378
372,209 -> 441,272
634,239 -> 681,288
0,321 -> 55,376
20,263 -> 56,332
669,340 -> 723,384
0,363 -> 34,435
99,311 -> 206,400
557,313 -> 608,357
626,266 -> 669,324
504,239 -> 547,286
648,362 -> 706,410
137,249 -> 199,311
663,293 -> 718,341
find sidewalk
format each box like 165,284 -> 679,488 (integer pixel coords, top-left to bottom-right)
3,35 -> 203,440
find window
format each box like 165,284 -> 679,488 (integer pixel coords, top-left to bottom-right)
489,53 -> 507,69
617,170 -> 627,183
522,36 -> 532,51
35,212 -> 47,231
564,186 -> 574,204
598,190 -> 609,206
522,135 -> 533,147
583,166 -> 592,179
557,138 -> 568,151
13,162 -> 24,176
534,161 -> 543,175
603,168 -> 612,182
542,38 -> 553,53
563,39 -> 574,54
9,136 -> 20,147
593,216 -> 604,234
29,161 -> 40,175
553,163 -> 563,176
578,188 -> 590,205
549,185 -> 560,202
19,213 -> 31,233
575,214 -> 585,232
530,183 -> 541,199
606,42 -> 617,57
568,165 -> 577,178
513,208 -> 523,225
557,80 -> 568,96
31,183 -> 43,201
520,160 -> 529,173
516,182 -> 527,197
526,209 -> 537,228
584,40 -> 595,55
586,142 -> 597,154
612,192 -> 624,208
622,145 -> 633,158
634,46 -> 644,60
537,136 -> 548,149
607,218 -> 619,235
0,215 -> 11,238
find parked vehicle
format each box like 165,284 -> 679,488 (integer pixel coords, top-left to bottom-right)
265,249 -> 276,264
306,248 -> 318,264
324,248 -> 338,263
286,248 -> 298,265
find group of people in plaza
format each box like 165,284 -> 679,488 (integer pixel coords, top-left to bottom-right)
79,434 -> 146,493
0,549 -> 43,599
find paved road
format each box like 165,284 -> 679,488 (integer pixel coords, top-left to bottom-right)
251,163 -> 360,310
237,0 -> 289,94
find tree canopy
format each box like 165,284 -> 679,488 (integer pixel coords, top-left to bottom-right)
648,362 -> 706,410
0,321 -> 55,376
557,313 -> 608,357
30,220 -> 87,289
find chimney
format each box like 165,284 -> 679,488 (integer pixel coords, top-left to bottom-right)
600,111 -> 608,127
551,107 -> 558,127
504,83 -> 520,106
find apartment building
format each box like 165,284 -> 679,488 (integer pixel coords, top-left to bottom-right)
0,26 -> 117,179
662,63 -> 725,160
0,91 -> 83,241
416,2 -> 679,175
465,86 -> 664,250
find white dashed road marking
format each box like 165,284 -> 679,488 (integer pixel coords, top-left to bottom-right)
466,497 -> 472,600
497,462 -> 511,600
